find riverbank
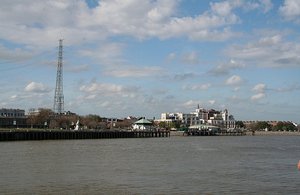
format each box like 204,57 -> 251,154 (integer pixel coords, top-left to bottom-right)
170,130 -> 300,136
246,131 -> 300,136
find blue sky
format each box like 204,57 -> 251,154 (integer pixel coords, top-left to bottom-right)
0,0 -> 300,122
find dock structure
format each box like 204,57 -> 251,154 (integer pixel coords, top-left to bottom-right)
184,129 -> 246,136
0,130 -> 170,141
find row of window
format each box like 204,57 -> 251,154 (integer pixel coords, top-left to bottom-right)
0,113 -> 25,117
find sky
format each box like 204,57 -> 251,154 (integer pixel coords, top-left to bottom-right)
0,0 -> 300,122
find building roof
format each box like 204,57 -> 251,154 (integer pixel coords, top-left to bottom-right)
135,119 -> 152,124
189,124 -> 219,129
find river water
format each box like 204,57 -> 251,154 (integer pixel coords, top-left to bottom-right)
0,136 -> 299,194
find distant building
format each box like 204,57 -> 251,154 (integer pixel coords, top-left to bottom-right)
132,118 -> 153,131
156,105 -> 235,128
0,108 -> 27,128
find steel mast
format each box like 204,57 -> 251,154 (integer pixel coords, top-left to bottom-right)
53,39 -> 64,114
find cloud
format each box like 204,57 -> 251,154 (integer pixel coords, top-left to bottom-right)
181,51 -> 200,65
251,83 -> 267,101
209,59 -> 245,76
65,64 -> 89,73
252,83 -> 266,93
0,44 -> 33,61
279,0 -> 300,22
183,100 -> 202,109
225,75 -> 242,85
183,83 -> 211,91
79,42 -> 125,66
251,93 -> 266,101
226,35 -> 282,59
210,1 -> 234,16
259,0 -> 273,13
79,82 -> 139,98
243,0 -> 273,13
275,84 -> 300,92
167,52 -> 176,62
24,82 -> 51,93
225,34 -> 300,68
174,73 -> 197,81
0,0 -> 241,50
208,100 -> 216,105
274,57 -> 300,66
104,66 -> 162,78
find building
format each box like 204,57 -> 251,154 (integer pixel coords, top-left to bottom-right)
132,118 -> 153,131
0,108 -> 27,128
156,105 -> 235,129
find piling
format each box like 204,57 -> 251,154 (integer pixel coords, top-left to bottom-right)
0,130 -> 170,141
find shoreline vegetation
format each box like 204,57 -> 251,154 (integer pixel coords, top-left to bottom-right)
169,130 -> 300,136
245,131 -> 300,136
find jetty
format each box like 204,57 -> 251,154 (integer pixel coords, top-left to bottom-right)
0,130 -> 170,141
183,129 -> 246,136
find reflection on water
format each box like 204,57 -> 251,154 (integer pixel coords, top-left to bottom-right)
0,136 -> 299,194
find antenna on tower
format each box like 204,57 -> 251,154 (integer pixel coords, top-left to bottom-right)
53,39 -> 64,114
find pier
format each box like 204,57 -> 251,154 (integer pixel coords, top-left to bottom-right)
184,130 -> 246,136
0,130 -> 170,141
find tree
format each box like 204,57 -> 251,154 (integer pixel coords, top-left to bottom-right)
158,121 -> 167,128
115,119 -> 133,129
81,114 -> 102,129
235,121 -> 245,128
27,108 -> 54,128
256,121 -> 272,131
273,122 -> 297,131
249,121 -> 272,131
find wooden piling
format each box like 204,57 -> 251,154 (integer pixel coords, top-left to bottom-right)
0,130 -> 170,141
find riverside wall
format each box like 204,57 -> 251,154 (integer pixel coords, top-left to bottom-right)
246,131 -> 300,136
0,130 -> 170,141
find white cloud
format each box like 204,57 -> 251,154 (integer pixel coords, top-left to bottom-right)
251,93 -> 266,101
183,83 -> 211,91
233,87 -> 240,92
243,0 -> 273,13
260,0 -> 273,13
225,34 -> 300,68
167,52 -> 176,61
65,64 -> 89,73
279,0 -> 300,21
0,44 -> 33,61
79,42 -> 125,66
227,35 -> 283,59
209,59 -> 245,76
79,82 -> 139,98
104,66 -> 162,78
181,51 -> 200,65
208,100 -> 216,105
0,0 -> 277,54
210,1 -> 233,16
225,75 -> 242,85
252,83 -> 266,93
174,73 -> 197,81
183,100 -> 202,109
0,0 -> 242,50
24,82 -> 50,93
251,83 -> 266,101
275,84 -> 300,92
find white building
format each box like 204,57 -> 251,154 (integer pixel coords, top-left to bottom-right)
157,106 -> 235,128
132,119 -> 153,131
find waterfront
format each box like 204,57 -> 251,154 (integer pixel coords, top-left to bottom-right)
0,136 -> 299,194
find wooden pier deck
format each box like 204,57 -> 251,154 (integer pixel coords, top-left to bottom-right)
0,130 -> 170,141
184,130 -> 246,136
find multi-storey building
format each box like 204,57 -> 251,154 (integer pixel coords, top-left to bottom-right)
0,108 -> 27,128
156,105 -> 235,129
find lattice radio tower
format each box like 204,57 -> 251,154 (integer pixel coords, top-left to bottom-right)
53,39 -> 64,114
